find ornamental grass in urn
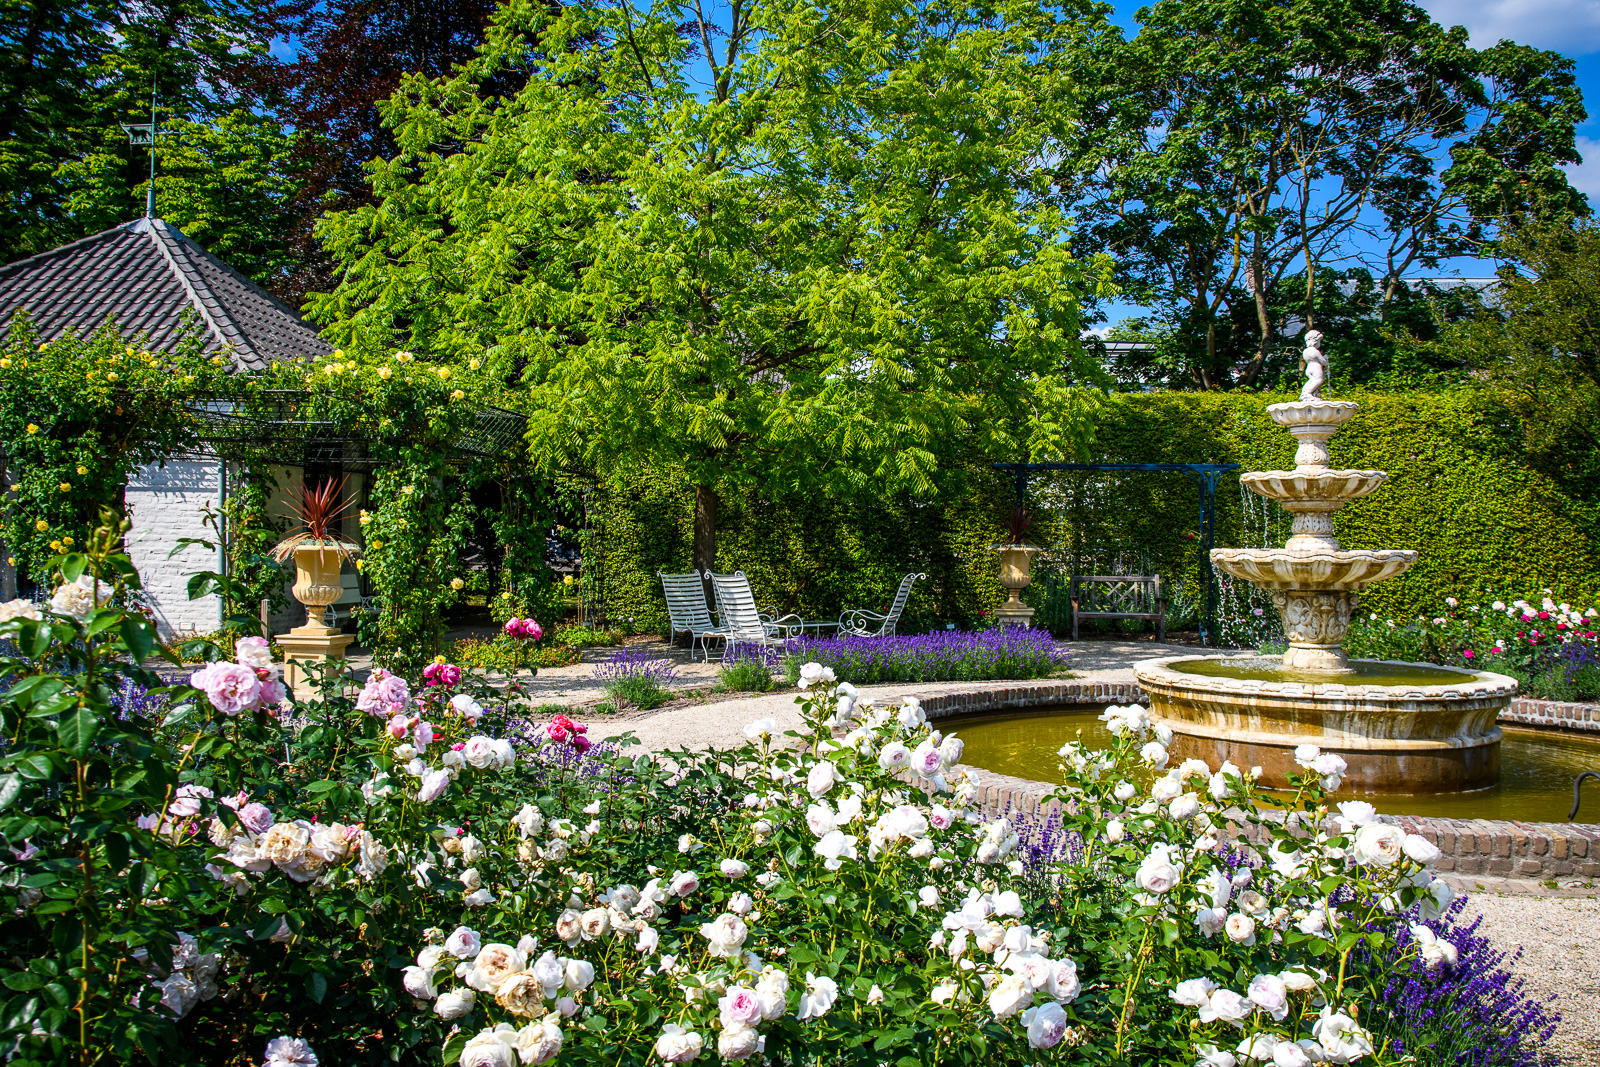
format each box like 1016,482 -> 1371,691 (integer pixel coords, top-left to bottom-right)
270,476 -> 361,629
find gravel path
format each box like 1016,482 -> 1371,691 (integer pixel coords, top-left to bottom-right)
1463,893 -> 1600,1066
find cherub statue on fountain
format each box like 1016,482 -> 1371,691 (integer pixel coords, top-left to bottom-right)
1300,329 -> 1326,401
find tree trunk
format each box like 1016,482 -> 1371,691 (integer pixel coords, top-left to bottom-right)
693,483 -> 718,603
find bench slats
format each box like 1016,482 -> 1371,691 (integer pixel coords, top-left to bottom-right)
1070,575 -> 1166,641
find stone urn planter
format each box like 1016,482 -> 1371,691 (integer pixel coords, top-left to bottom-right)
990,543 -> 1042,627
269,477 -> 362,699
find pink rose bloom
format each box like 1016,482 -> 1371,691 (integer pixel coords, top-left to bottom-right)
546,722 -> 569,743
238,802 -> 275,834
258,677 -> 286,707
572,735 -> 592,753
356,668 -> 411,717
192,661 -> 262,716
386,714 -> 410,739
234,635 -> 274,670
414,720 -> 434,752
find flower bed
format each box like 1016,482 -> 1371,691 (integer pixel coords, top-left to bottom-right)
1345,592 -> 1600,701
781,628 -> 1069,686
0,531 -> 1561,1067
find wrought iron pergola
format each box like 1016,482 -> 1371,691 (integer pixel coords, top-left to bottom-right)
992,462 -> 1241,645
181,391 -> 527,471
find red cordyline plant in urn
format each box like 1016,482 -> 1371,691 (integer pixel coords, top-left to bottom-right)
270,476 -> 362,629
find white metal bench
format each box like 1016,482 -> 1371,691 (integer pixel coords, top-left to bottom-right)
839,572 -> 924,637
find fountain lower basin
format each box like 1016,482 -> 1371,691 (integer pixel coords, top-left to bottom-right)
1134,655 -> 1517,794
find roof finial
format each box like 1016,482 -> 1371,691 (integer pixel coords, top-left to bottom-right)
121,75 -> 158,218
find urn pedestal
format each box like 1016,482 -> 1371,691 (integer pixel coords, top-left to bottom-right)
275,542 -> 355,700
991,544 -> 1041,628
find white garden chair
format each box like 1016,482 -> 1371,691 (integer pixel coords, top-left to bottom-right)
658,571 -> 725,662
838,572 -> 924,637
706,571 -> 800,659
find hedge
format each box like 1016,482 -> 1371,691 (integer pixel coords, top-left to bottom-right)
584,387 -> 1600,634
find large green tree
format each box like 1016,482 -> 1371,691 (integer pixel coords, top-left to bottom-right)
1077,0 -> 1587,390
311,0 -> 1115,572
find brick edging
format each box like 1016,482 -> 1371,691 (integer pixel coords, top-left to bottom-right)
908,677 -> 1600,885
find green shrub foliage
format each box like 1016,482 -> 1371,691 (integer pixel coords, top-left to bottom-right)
587,389 -> 1600,630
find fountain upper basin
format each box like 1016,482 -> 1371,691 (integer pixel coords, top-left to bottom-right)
1210,547 -> 1417,590
1134,654 -> 1517,793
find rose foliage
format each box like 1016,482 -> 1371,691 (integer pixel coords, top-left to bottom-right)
0,536 -> 1535,1066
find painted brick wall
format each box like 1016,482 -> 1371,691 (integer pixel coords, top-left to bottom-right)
126,459 -> 223,637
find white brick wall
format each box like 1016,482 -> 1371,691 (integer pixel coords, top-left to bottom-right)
126,459 -> 224,637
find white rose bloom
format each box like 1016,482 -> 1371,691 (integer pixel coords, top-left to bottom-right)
564,958 -> 596,992
451,693 -> 484,720
877,742 -> 911,771
938,733 -> 964,767
1140,742 -> 1169,768
1272,1041 -> 1313,1067
1293,743 -> 1321,768
1171,977 -> 1218,1007
1021,1000 -> 1068,1048
798,972 -> 839,1019
720,858 -> 750,879
1312,1011 -> 1374,1064
1194,908 -> 1226,937
1199,988 -> 1253,1026
1197,1043 -> 1238,1067
1105,819 -> 1125,843
806,761 -> 838,797
987,973 -> 1033,1020
531,951 -> 564,998
1152,776 -> 1183,802
1152,722 -> 1174,746
1280,969 -> 1318,993
699,913 -> 749,958
743,717 -> 778,740
1045,958 -> 1080,1003
554,910 -> 583,945
813,830 -> 858,870
0,599 -> 42,623
654,1024 -> 705,1062
401,965 -> 438,999
1113,780 -> 1137,802
1237,1033 -> 1279,1063
580,908 -> 611,940
433,988 -> 476,1019
1247,973 -> 1289,1021
918,885 -> 940,909
463,736 -> 497,769
805,802 -> 837,838
1169,793 -> 1200,821
1409,924 -> 1460,969
1224,913 -> 1257,946
636,927 -> 660,953
465,943 -> 527,993
728,891 -> 754,915
718,1025 -> 761,1062
415,769 -> 451,804
489,739 -> 517,770
930,978 -> 958,1005
1351,823 -> 1404,867
518,1019 -> 564,1065
445,926 -> 482,959
1334,801 -> 1376,833
1402,834 -> 1442,865
459,1026 -> 520,1067
669,870 -> 700,897
1135,856 -> 1180,894
836,794 -> 864,822
1418,876 -> 1456,921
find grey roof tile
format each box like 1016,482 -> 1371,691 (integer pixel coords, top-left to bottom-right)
0,217 -> 333,371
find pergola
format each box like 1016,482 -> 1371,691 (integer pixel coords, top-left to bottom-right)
992,461 -> 1241,645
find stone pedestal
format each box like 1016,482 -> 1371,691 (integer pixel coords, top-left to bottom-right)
277,624 -> 356,700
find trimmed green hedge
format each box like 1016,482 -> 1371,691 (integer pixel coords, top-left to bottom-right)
586,388 -> 1600,632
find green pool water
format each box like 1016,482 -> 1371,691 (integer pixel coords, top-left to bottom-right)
1170,657 -> 1476,688
952,707 -> 1600,823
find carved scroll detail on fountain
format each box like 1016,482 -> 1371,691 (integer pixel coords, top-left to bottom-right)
1210,329 -> 1416,673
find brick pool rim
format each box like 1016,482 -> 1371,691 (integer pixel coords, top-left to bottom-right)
915,679 -> 1600,884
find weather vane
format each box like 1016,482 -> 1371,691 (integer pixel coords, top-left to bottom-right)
120,77 -> 158,218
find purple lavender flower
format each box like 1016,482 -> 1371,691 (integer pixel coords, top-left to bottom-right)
784,628 -> 1068,685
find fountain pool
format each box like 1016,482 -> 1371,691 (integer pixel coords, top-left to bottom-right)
951,706 -> 1600,823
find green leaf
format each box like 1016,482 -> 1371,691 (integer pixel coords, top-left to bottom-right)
13,755 -> 53,781
305,970 -> 329,1004
57,705 -> 101,757
103,832 -> 129,871
2,972 -> 44,992
442,1032 -> 467,1065
186,572 -> 223,601
120,617 -> 156,662
59,555 -> 87,583
305,780 -> 339,794
0,776 -> 21,811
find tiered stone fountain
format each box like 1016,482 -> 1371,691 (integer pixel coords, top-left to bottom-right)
1135,332 -> 1517,794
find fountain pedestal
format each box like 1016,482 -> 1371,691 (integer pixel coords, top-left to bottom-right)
1135,331 -> 1514,794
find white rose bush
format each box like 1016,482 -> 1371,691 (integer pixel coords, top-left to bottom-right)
0,523 -> 1558,1065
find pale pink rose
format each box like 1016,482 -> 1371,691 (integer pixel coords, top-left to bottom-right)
386,714 -> 410,739
238,802 -> 275,834
234,636 -> 273,670
356,668 -> 411,717
414,720 -> 435,752
192,661 -> 262,716
719,986 -> 763,1028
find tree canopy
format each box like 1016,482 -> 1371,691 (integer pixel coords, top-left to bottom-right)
310,0 -> 1117,567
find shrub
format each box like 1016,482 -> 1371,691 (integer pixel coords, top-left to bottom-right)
781,628 -> 1069,685
554,625 -> 622,649
448,633 -> 579,672
593,645 -> 679,709
1346,591 -> 1600,700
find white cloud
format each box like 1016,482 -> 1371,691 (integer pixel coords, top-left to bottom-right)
1422,0 -> 1600,53
1563,136 -> 1600,202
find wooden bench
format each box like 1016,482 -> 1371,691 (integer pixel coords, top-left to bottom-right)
1070,575 -> 1167,641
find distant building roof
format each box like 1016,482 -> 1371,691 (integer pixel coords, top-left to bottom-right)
0,217 -> 333,371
